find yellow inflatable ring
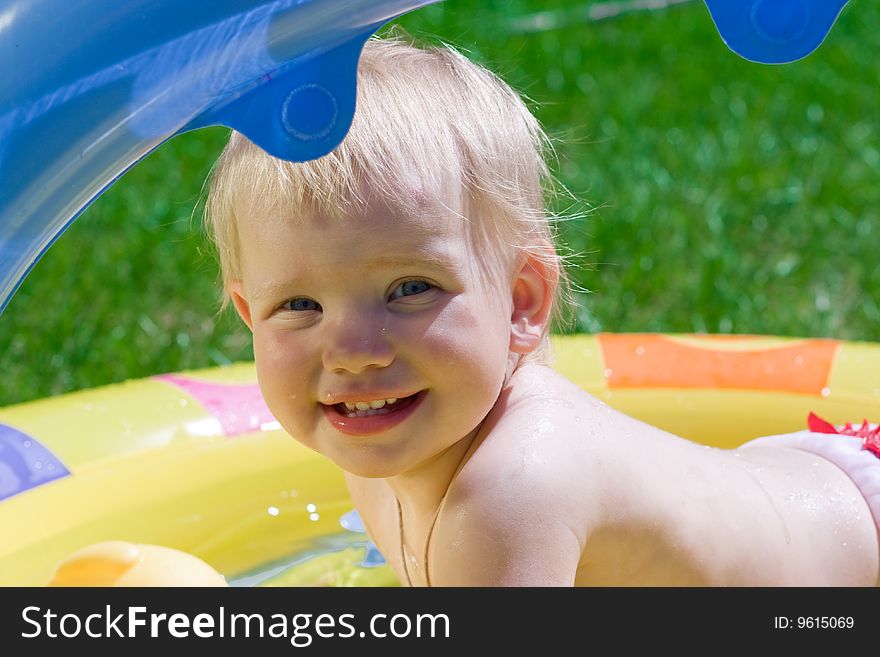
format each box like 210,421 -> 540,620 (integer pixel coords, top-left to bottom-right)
1,333 -> 878,586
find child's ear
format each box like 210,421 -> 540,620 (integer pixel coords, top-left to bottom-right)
229,281 -> 254,331
509,251 -> 558,354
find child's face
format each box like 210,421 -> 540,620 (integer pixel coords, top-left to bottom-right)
230,184 -> 516,477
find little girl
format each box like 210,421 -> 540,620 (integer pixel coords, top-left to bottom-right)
205,37 -> 879,585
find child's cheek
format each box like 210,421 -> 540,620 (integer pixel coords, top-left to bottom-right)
444,293 -> 510,344
420,297 -> 510,376
251,330 -> 316,434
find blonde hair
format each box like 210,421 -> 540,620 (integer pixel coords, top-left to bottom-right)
205,34 -> 570,364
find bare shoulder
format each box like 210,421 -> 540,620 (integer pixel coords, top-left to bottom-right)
429,459 -> 585,586
427,366 -> 597,586
428,363 -> 758,585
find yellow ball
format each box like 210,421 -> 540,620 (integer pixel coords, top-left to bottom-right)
48,541 -> 228,587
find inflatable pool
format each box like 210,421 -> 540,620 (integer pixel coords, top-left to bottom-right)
0,0 -> 868,587
2,332 -> 878,586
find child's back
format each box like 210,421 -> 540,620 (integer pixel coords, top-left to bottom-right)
348,362 -> 879,585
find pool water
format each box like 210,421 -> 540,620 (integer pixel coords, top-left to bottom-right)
228,510 -> 399,587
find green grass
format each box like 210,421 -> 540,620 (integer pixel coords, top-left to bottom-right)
1,0 -> 878,406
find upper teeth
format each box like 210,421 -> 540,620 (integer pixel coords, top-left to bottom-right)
344,398 -> 398,411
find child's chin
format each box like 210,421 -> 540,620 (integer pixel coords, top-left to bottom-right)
341,462 -> 401,479
336,456 -> 409,479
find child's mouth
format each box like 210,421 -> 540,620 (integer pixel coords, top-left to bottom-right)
333,392 -> 421,418
322,391 -> 426,436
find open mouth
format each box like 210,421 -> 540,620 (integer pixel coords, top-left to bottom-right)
321,390 -> 427,436
332,391 -> 422,418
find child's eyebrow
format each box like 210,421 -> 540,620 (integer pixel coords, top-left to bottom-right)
252,280 -> 298,301
366,251 -> 458,272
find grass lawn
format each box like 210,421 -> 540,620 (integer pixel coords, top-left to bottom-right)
1,0 -> 877,406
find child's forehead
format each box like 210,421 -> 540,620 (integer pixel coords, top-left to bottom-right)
298,192 -> 468,246
249,165 -> 467,234
359,163 -> 466,218
236,169 -> 516,293
233,151 -> 515,276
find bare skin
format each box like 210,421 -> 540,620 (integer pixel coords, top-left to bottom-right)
348,363 -> 879,586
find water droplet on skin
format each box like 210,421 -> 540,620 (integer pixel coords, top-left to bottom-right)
309,512 -> 320,521
820,387 -> 831,398
268,506 -> 280,516
34,461 -> 43,469
307,503 -> 317,513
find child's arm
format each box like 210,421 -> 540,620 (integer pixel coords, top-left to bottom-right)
429,476 -> 585,586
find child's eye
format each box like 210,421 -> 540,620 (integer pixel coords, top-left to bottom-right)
282,298 -> 322,312
389,279 -> 434,301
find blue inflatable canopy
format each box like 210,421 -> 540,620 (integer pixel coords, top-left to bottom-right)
0,0 -> 849,314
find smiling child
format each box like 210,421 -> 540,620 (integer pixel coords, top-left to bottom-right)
205,36 -> 879,586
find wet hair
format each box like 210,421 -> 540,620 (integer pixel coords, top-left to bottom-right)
205,34 -> 571,364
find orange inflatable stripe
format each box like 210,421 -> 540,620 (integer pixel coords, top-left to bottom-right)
597,334 -> 838,395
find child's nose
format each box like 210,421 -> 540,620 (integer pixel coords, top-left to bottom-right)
322,318 -> 394,374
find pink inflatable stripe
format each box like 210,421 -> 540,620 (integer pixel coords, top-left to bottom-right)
155,374 -> 278,437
